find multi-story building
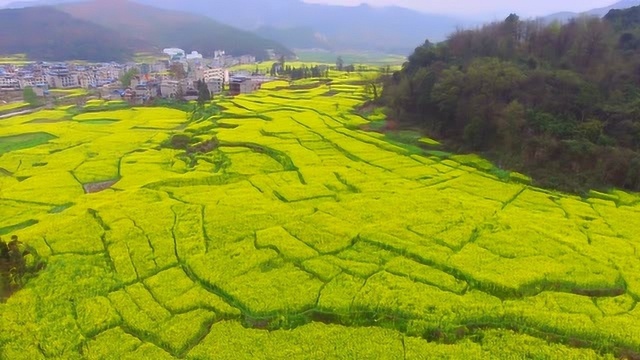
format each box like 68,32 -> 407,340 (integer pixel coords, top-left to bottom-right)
47,65 -> 80,89
206,78 -> 224,95
0,76 -> 19,90
78,71 -> 97,88
48,74 -> 80,89
202,68 -> 228,83
160,80 -> 181,98
19,76 -> 36,89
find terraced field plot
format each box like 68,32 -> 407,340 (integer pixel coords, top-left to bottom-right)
1,76 -> 639,359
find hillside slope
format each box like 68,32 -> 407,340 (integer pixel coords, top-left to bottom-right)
0,6 -> 138,62
382,10 -> 640,192
57,0 -> 293,59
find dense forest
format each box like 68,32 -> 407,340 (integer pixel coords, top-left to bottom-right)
382,6 -> 640,192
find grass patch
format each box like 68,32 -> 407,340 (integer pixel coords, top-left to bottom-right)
0,220 -> 39,236
0,132 -> 57,155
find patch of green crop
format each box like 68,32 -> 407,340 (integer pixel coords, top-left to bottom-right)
0,132 -> 57,155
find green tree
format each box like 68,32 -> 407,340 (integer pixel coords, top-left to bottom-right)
496,100 -> 526,151
120,68 -> 139,87
169,63 -> 187,80
197,80 -> 211,107
578,119 -> 605,143
22,86 -> 40,106
336,56 -> 344,71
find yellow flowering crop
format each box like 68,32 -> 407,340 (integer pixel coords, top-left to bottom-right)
0,71 -> 639,358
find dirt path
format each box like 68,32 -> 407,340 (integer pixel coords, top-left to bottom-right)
0,107 -> 42,120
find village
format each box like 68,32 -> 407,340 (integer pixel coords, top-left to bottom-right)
0,48 -> 278,105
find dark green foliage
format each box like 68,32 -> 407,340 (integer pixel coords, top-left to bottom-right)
164,134 -> 193,150
196,80 -> 211,107
22,87 -> 40,107
0,236 -> 45,301
605,5 -> 640,32
280,65 -> 330,80
382,7 -> 640,192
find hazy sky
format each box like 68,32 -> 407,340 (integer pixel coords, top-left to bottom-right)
303,0 -> 617,17
0,0 -> 620,18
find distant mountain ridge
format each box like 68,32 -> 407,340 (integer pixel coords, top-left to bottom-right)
6,0 -> 640,57
131,0 -> 472,54
543,0 -> 640,22
58,0 -> 293,60
4,0 -> 470,54
0,0 -> 293,61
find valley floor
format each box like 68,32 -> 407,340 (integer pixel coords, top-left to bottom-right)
0,75 -> 639,359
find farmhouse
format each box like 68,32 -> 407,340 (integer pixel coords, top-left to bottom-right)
229,76 -> 260,95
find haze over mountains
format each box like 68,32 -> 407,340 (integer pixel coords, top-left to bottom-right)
58,0 -> 293,59
0,0 -> 293,62
1,0 -> 640,61
131,0 -> 468,54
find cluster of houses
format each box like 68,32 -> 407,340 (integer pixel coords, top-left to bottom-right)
0,48 -> 275,103
0,62 -> 121,94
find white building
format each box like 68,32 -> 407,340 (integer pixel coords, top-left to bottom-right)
48,74 -> 80,89
19,77 -> 36,89
78,72 -> 97,88
0,76 -> 19,90
206,78 -> 224,95
202,68 -> 229,83
186,51 -> 203,60
163,48 -> 186,61
160,80 -> 181,98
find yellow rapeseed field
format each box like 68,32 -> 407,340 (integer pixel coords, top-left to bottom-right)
0,72 -> 638,359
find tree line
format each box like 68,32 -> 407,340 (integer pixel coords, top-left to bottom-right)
381,9 -> 640,192
272,65 -> 330,80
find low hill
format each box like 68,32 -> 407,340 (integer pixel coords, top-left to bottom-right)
605,4 -> 640,30
382,10 -> 640,192
0,6 -> 138,62
57,0 -> 293,60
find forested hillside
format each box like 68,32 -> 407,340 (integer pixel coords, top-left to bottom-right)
382,8 -> 640,192
0,6 -> 138,61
